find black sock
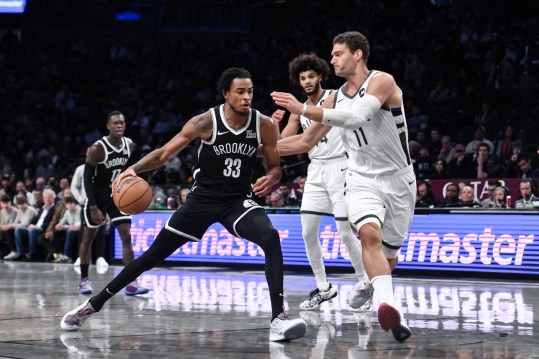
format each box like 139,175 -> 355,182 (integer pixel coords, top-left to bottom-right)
80,264 -> 89,279
235,210 -> 284,322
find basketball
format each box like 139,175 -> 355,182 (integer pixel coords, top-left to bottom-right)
113,175 -> 153,215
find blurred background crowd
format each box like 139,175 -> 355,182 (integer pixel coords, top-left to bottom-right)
0,0 -> 538,212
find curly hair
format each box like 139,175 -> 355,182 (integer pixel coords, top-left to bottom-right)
288,53 -> 330,86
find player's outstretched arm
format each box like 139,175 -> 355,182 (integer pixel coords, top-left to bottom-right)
275,92 -> 335,156
113,111 -> 212,190
272,74 -> 396,129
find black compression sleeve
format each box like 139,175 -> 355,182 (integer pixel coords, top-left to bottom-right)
84,163 -> 97,206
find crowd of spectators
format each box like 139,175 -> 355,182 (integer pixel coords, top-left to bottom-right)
1,0 -> 538,213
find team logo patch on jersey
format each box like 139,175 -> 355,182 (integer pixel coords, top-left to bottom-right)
246,130 -> 257,139
243,199 -> 259,208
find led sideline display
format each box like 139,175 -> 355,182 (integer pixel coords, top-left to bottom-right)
0,0 -> 26,13
114,211 -> 539,276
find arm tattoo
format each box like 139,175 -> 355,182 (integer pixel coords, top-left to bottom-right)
192,111 -> 213,133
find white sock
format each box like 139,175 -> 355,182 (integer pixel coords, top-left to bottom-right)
371,275 -> 394,305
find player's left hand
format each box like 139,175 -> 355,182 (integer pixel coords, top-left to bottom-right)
111,168 -> 137,197
271,92 -> 303,115
252,175 -> 273,198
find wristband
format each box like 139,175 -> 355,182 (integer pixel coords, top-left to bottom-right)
300,103 -> 307,116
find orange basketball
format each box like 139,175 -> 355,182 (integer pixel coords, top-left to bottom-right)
113,176 -> 153,215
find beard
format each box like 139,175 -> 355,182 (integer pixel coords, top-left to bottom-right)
304,81 -> 320,96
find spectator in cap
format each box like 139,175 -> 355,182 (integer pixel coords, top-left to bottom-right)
448,144 -> 474,178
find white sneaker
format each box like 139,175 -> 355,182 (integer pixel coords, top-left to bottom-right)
348,278 -> 374,310
3,251 -> 18,260
269,313 -> 307,342
96,257 -> 108,268
299,283 -> 338,310
96,257 -> 109,274
73,257 -> 81,274
60,299 -> 96,331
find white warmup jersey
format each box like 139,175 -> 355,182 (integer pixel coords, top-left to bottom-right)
334,70 -> 411,175
300,89 -> 345,161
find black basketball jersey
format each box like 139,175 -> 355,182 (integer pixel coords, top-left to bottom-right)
93,136 -> 132,190
192,105 -> 261,197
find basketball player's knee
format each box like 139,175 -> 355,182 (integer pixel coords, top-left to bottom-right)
359,224 -> 382,251
257,227 -> 280,250
301,225 -> 318,241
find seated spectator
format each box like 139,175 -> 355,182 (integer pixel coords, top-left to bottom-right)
475,149 -> 507,179
0,194 -> 19,259
291,175 -> 306,206
415,146 -> 432,180
458,185 -> 482,208
1,174 -> 14,197
448,144 -> 475,178
3,196 -> 38,261
415,181 -> 440,208
495,125 -> 521,163
514,178 -> 539,208
481,181 -> 501,208
484,155 -> 507,178
166,196 -> 179,209
439,183 -> 460,208
494,186 -> 511,208
13,188 -> 56,261
267,191 -> 285,207
437,136 -> 456,164
430,159 -> 451,179
52,196 -> 81,263
149,196 -> 167,209
277,183 -> 299,207
429,128 -> 442,159
179,187 -> 191,206
37,187 -> 74,261
515,155 -> 539,180
465,126 -> 494,154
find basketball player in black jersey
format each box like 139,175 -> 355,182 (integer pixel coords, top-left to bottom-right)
62,68 -> 307,342
77,111 -> 149,296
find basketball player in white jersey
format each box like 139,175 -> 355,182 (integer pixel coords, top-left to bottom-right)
273,53 -> 367,311
271,31 -> 415,342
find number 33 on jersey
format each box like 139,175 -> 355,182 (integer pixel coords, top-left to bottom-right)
193,105 -> 261,195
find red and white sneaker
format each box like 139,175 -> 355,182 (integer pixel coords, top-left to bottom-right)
377,302 -> 411,342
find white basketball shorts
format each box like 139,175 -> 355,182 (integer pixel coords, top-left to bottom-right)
300,156 -> 348,220
345,165 -> 416,258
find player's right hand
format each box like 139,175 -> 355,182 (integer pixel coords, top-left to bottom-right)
111,168 -> 137,197
90,206 -> 105,225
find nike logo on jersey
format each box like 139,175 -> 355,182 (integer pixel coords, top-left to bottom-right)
337,98 -> 344,103
340,168 -> 347,171
409,179 -> 416,185
217,131 -> 229,135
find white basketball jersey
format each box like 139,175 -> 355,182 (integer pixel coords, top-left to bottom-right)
300,89 -> 346,160
334,70 -> 411,175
